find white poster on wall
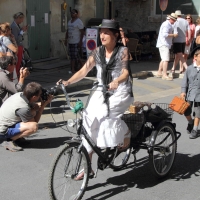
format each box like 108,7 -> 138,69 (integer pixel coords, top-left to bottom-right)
31,15 -> 35,27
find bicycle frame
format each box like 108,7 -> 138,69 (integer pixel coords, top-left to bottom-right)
60,83 -> 118,168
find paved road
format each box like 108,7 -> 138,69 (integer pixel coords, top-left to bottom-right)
2,69 -> 200,200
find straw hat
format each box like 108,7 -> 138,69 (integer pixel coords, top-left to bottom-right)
167,13 -> 177,21
175,10 -> 183,16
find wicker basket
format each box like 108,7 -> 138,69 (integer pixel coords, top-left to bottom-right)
121,113 -> 144,138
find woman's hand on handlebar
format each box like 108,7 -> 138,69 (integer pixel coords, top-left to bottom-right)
108,80 -> 119,90
56,79 -> 70,87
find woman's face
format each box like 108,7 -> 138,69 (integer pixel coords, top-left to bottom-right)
16,16 -> 24,25
100,28 -> 117,46
6,62 -> 15,73
186,16 -> 191,23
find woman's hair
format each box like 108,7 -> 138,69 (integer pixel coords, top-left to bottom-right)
0,56 -> 14,69
109,28 -> 121,41
185,14 -> 193,23
194,50 -> 200,56
196,17 -> 200,25
0,22 -> 11,35
23,82 -> 42,100
13,12 -> 24,19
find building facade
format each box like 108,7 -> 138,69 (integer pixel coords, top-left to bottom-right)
1,0 -> 200,60
0,0 -> 108,60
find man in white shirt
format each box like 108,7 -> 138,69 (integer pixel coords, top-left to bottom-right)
156,13 -> 178,80
170,10 -> 191,75
65,9 -> 84,73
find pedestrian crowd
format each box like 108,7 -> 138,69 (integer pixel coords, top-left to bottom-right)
0,12 -> 53,152
156,10 -> 200,81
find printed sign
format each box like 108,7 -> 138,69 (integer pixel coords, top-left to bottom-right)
86,29 -> 98,39
159,0 -> 168,11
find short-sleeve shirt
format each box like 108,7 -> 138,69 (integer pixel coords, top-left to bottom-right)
0,36 -> 12,54
16,107 -> 33,122
67,18 -> 84,44
194,25 -> 200,38
173,18 -> 190,43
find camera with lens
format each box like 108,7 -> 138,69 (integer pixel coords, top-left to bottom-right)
41,85 -> 59,101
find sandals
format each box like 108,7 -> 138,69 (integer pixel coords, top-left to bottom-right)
155,74 -> 162,78
162,76 -> 173,81
74,169 -> 94,181
169,69 -> 175,74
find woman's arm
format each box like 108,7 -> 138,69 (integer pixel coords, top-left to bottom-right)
61,55 -> 95,86
109,68 -> 129,90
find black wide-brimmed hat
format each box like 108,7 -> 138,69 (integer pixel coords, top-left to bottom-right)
190,46 -> 200,57
97,19 -> 120,30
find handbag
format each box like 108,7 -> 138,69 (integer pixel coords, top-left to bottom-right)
169,96 -> 190,115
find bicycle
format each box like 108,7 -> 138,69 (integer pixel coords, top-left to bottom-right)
48,83 -> 181,200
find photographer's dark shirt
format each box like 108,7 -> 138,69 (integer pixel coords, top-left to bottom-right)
0,69 -> 23,106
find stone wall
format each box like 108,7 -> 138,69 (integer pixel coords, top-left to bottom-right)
113,0 -> 161,33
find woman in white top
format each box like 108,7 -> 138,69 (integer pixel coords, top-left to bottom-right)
58,19 -> 133,179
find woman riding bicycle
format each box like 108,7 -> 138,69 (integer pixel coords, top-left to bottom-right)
57,19 -> 134,179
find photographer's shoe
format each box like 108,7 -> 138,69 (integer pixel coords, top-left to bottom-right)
1,141 -> 23,152
189,130 -> 198,139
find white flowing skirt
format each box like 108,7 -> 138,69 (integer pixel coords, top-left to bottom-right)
82,89 -> 133,153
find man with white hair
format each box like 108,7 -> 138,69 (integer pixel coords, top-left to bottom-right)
170,10 -> 191,76
156,13 -> 178,80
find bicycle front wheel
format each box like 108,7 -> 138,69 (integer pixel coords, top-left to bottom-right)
149,123 -> 177,178
48,142 -> 90,200
109,147 -> 131,170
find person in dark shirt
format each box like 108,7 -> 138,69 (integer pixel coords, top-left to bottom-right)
0,56 -> 29,106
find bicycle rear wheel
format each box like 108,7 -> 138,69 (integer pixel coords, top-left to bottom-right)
109,147 -> 131,170
149,123 -> 177,178
48,142 -> 90,200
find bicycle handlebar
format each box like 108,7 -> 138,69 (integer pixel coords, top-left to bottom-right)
58,81 -> 108,111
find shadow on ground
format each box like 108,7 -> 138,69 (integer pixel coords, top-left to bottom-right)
84,152 -> 200,200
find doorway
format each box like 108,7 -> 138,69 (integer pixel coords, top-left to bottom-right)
26,0 -> 51,60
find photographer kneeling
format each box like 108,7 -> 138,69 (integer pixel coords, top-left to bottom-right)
0,82 -> 53,152
0,56 -> 29,106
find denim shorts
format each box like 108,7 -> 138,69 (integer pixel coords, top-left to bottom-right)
4,123 -> 21,138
